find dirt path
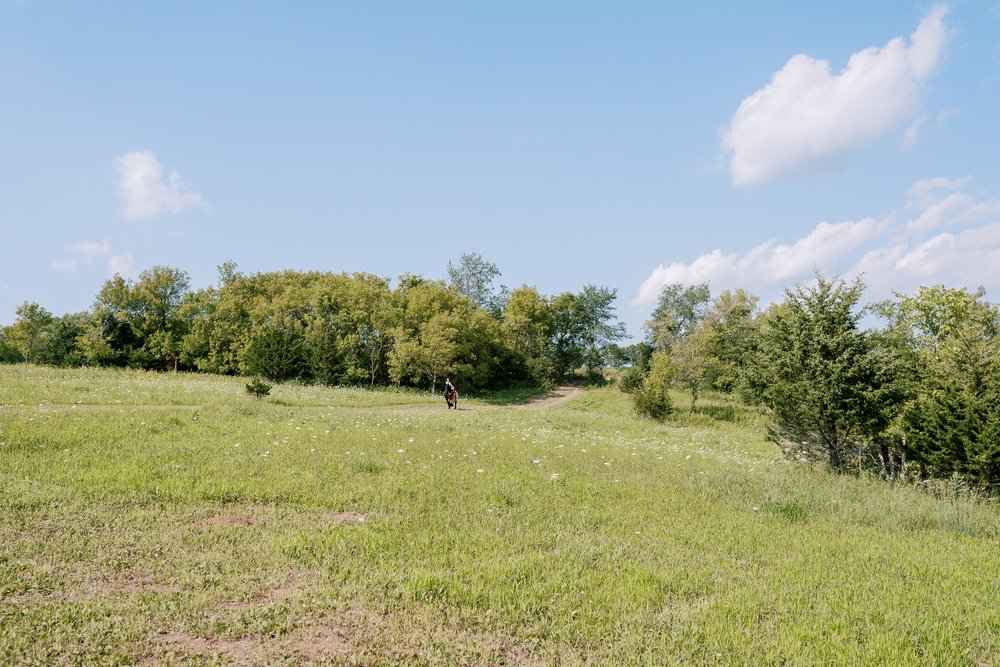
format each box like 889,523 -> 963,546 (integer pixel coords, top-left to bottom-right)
518,386 -> 582,409
380,386 -> 583,414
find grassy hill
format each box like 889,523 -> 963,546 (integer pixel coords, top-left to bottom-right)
1,365 -> 998,665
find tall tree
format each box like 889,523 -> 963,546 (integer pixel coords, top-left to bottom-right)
502,285 -> 554,383
759,275 -> 904,471
880,286 -> 1000,486
447,252 -> 507,314
645,282 -> 711,351
576,285 -> 627,380
5,302 -> 54,362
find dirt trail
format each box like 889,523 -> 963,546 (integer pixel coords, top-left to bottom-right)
519,386 -> 582,409
381,386 -> 583,414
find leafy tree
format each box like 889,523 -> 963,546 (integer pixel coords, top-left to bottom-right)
645,282 -> 710,351
0,329 -> 22,363
669,323 -> 713,408
242,319 -> 307,382
447,252 -> 507,314
576,285 -> 628,380
389,312 -> 459,393
759,275 -> 904,472
604,342 -> 653,372
82,267 -> 192,370
32,313 -> 89,366
880,286 -> 1000,486
5,302 -> 54,362
701,289 -> 760,395
549,292 -> 583,381
502,286 -> 554,384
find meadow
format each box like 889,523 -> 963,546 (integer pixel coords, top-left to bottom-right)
1,365 -> 998,666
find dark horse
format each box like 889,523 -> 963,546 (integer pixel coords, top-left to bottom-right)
444,380 -> 458,410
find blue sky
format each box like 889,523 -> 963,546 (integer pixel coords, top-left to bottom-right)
2,2 -> 999,338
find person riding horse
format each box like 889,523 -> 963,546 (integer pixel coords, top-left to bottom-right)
444,378 -> 458,410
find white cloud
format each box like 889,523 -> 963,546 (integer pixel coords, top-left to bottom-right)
114,150 -> 205,220
633,218 -> 880,308
67,239 -> 112,264
721,5 -> 950,186
634,176 -> 1000,309
107,252 -> 137,279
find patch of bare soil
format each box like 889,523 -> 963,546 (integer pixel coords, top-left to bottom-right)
203,514 -> 258,527
520,386 -> 582,409
220,568 -> 319,611
330,511 -> 367,523
146,600 -> 549,666
115,577 -> 178,595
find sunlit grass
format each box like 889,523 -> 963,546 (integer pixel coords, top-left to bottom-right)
1,365 -> 998,665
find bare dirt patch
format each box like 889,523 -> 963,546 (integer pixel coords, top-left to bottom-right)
220,568 -> 319,611
203,514 -> 258,527
520,386 -> 582,409
146,601 -> 547,666
330,510 -> 367,523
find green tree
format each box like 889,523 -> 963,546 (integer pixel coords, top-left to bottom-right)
701,289 -> 760,396
759,275 -> 904,472
502,286 -> 554,384
32,313 -> 89,366
242,318 -> 307,382
5,302 -> 54,362
549,292 -> 582,381
669,323 -> 713,408
447,252 -> 507,314
576,285 -> 627,380
880,285 -> 1000,486
0,329 -> 22,363
645,282 -> 711,351
389,312 -> 459,393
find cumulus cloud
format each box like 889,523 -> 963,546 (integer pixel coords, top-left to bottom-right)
633,176 -> 1000,309
721,5 -> 950,186
114,150 -> 205,220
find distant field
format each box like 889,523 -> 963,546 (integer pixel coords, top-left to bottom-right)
1,365 -> 998,665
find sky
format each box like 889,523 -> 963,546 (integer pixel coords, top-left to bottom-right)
2,1 -> 1000,339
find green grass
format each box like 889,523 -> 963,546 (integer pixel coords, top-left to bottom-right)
1,365 -> 998,665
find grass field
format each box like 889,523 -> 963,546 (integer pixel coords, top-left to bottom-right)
1,365 -> 998,665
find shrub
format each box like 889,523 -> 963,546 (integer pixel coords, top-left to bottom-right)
633,351 -> 673,421
245,377 -> 272,399
618,366 -> 645,394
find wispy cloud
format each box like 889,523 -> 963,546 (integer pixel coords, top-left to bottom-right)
633,176 -> 1000,308
107,251 -> 136,279
67,239 -> 111,264
114,150 -> 205,220
49,258 -> 78,272
50,239 -> 136,279
721,5 -> 950,186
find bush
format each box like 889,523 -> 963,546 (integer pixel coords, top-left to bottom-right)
245,377 -> 272,399
618,366 -> 645,394
633,351 -> 673,421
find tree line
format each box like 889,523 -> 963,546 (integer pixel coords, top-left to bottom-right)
0,254 -> 626,393
624,275 -> 1000,492
4,257 -> 998,491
